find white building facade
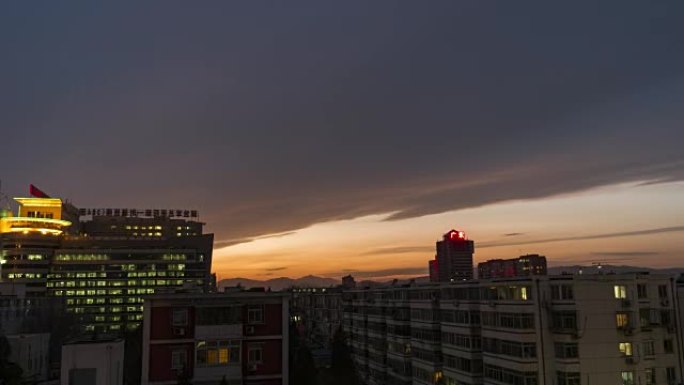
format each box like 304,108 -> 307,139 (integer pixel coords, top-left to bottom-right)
343,273 -> 684,385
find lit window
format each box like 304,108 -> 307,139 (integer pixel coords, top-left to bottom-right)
614,285 -> 627,299
619,342 -> 633,356
622,371 -> 634,385
616,313 -> 630,328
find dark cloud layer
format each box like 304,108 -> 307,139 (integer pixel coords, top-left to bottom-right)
1,2 -> 684,244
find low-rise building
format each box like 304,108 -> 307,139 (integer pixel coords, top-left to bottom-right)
61,337 -> 125,385
141,289 -> 289,385
6,333 -> 50,383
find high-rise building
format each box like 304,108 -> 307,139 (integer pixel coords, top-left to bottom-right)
0,188 -> 213,334
477,254 -> 547,279
429,230 -> 474,282
343,272 -> 683,385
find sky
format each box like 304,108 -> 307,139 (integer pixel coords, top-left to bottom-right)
1,2 -> 683,280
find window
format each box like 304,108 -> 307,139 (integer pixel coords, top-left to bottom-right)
666,367 -> 676,384
616,312 -> 630,328
621,371 -> 634,385
554,343 -> 579,359
637,284 -> 648,299
247,306 -> 264,324
172,308 -> 188,326
557,371 -> 580,385
196,340 -> 240,366
614,285 -> 627,299
551,284 -> 574,300
645,368 -> 655,385
619,342 -> 633,356
664,339 -> 674,354
658,285 -> 668,299
248,344 -> 263,364
643,340 -> 655,356
551,311 -> 577,331
171,349 -> 187,370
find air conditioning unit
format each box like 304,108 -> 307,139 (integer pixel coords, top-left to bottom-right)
248,363 -> 258,372
623,327 -> 634,336
622,299 -> 632,308
173,327 -> 186,336
625,357 -> 636,365
661,299 -> 670,307
452,300 -> 460,307
245,326 -> 255,335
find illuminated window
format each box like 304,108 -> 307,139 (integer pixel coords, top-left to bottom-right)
622,371 -> 634,385
614,285 -> 627,299
619,342 -> 633,356
616,312 -> 630,328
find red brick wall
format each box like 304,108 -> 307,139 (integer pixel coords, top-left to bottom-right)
243,303 -> 282,335
243,339 -> 282,376
148,343 -> 194,381
150,306 -> 195,340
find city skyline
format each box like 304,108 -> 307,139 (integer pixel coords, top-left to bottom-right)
2,2 -> 684,280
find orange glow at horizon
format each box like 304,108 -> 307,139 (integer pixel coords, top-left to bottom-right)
213,181 -> 684,281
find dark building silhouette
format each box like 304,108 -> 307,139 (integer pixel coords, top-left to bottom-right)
477,254 -> 547,279
428,230 -> 474,282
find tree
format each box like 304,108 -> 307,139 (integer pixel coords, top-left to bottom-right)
123,327 -> 143,385
176,369 -> 192,385
329,327 -> 359,385
292,343 -> 317,385
0,335 -> 23,385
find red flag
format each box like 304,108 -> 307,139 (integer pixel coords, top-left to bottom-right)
29,184 -> 50,198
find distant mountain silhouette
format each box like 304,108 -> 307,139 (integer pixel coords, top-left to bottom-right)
218,275 -> 339,291
217,265 -> 684,292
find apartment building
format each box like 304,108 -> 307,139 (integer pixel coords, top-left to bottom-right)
291,287 -> 343,349
343,273 -> 683,385
141,289 -> 289,385
477,254 -> 547,279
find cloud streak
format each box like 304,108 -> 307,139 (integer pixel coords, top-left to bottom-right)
479,226 -> 684,248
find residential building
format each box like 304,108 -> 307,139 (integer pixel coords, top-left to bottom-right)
291,287 -> 343,367
477,254 -> 547,279
429,230 -> 475,282
343,272 -> 683,385
141,289 -> 289,385
0,188 -> 213,334
61,337 -> 125,385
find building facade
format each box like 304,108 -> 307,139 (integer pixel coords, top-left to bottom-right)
477,254 -> 547,279
429,230 -> 475,282
6,333 -> 51,383
141,290 -> 289,385
0,191 -> 213,334
343,273 -> 683,385
61,338 -> 125,385
291,287 -> 343,348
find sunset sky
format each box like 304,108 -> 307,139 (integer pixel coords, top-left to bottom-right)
1,2 -> 683,280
